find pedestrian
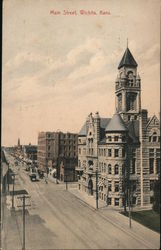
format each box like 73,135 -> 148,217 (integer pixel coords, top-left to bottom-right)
44,174 -> 48,184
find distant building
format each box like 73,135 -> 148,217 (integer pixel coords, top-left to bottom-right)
22,144 -> 37,163
13,138 -> 22,158
37,131 -> 78,181
76,47 -> 160,208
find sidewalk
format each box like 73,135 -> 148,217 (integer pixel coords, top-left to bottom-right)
69,188 -> 160,249
1,194 -> 22,250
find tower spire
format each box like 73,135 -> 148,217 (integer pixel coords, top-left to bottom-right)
127,38 -> 128,48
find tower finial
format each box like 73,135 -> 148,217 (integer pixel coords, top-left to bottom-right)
127,38 -> 128,48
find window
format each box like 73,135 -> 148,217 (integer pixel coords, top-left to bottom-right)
108,164 -> 112,174
149,148 -> 154,158
149,158 -> 154,174
127,93 -> 137,111
128,115 -> 131,121
156,158 -> 160,174
48,146 -> 50,150
131,159 -> 136,174
114,198 -> 119,206
78,160 -> 81,168
152,132 -> 157,142
122,148 -> 125,157
132,181 -> 136,192
150,180 -> 154,191
107,197 -> 112,205
114,149 -> 119,157
108,181 -> 112,191
118,93 -> 122,111
108,149 -> 112,157
114,165 -> 119,175
150,196 -> 154,204
114,136 -> 119,142
132,197 -> 136,205
108,136 -> 112,141
78,148 -> 81,155
115,181 -> 119,192
156,149 -> 160,158
132,148 -> 136,157
149,136 -> 151,142
104,163 -> 106,173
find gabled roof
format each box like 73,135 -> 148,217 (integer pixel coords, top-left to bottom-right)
118,47 -> 138,69
146,115 -> 160,128
79,118 -> 111,136
79,123 -> 87,136
105,113 -> 127,132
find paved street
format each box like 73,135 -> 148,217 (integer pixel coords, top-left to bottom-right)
2,153 -> 160,250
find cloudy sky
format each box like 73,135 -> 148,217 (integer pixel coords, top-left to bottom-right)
2,0 -> 160,146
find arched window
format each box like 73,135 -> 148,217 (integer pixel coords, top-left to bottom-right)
104,163 -> 106,173
152,132 -> 157,142
114,164 -> 119,175
108,164 -> 112,174
117,93 -> 122,111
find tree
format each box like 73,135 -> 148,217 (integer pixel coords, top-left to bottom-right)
153,174 -> 160,213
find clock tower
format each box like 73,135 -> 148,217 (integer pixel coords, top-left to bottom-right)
115,47 -> 141,122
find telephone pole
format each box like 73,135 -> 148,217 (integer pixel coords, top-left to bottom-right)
128,187 -> 132,228
17,195 -> 31,250
11,173 -> 17,209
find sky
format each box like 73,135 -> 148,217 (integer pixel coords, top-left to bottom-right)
2,0 -> 160,146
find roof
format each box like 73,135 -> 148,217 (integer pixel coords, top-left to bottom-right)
79,118 -> 111,136
105,113 -> 127,132
79,123 -> 87,136
118,47 -> 138,69
24,145 -> 37,153
100,118 -> 111,129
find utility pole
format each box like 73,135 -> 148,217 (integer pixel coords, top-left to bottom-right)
7,163 -> 10,193
17,195 -> 31,250
65,174 -> 68,190
128,187 -> 132,228
11,174 -> 16,209
96,170 -> 98,209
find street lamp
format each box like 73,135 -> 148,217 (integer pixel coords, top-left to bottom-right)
96,170 -> 98,209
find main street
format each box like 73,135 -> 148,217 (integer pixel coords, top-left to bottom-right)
2,152 -> 160,250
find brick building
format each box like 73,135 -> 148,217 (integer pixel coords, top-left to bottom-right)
37,131 -> 78,181
76,47 -> 160,208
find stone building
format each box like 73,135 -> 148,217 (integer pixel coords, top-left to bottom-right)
76,47 -> 160,208
37,131 -> 78,181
